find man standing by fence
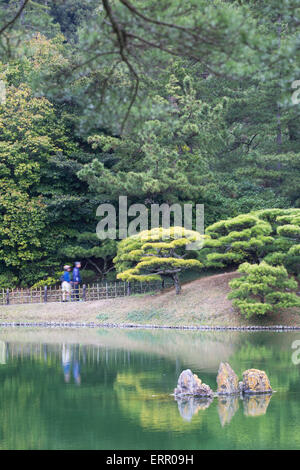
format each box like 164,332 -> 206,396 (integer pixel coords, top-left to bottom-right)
72,261 -> 82,301
61,265 -> 71,302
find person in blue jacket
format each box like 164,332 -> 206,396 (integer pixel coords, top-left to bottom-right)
72,261 -> 82,301
61,265 -> 71,302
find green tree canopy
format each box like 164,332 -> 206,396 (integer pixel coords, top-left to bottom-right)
114,227 -> 203,294
228,262 -> 300,318
203,208 -> 300,275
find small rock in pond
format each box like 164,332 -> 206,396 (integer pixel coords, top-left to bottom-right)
217,362 -> 239,395
174,369 -> 213,397
242,368 -> 272,394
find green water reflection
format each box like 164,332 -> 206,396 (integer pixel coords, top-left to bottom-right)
0,328 -> 299,449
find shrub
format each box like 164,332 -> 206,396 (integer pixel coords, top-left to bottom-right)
0,272 -> 18,289
31,277 -> 58,288
228,262 -> 300,318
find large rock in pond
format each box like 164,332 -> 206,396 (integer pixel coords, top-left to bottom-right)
217,362 -> 239,395
241,368 -> 272,394
174,369 -> 213,397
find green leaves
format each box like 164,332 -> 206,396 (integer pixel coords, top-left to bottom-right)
79,71 -> 227,205
204,208 -> 300,275
203,208 -> 300,317
228,261 -> 300,318
0,187 -> 46,267
114,227 -> 203,294
0,1 -> 299,291
205,213 -> 273,267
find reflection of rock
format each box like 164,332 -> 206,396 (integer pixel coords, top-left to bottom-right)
243,394 -> 272,417
218,396 -> 239,427
175,396 -> 213,422
217,362 -> 239,395
174,369 -> 213,397
241,369 -> 272,394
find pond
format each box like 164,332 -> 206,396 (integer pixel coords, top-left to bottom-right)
0,327 -> 299,450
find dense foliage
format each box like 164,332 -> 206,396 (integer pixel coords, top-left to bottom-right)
202,208 -> 300,315
114,227 -> 202,294
228,262 -> 300,318
0,1 -> 299,290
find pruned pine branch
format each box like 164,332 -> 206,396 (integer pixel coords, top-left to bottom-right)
0,0 -> 30,36
99,0 -> 239,130
102,0 -> 139,134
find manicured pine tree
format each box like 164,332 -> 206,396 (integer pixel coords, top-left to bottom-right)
114,227 -> 203,295
228,261 -> 300,318
203,213 -> 274,268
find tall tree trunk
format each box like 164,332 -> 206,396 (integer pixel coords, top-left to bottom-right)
173,273 -> 181,295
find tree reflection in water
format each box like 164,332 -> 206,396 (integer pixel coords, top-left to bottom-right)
0,328 -> 299,450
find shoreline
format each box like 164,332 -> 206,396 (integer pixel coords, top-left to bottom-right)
1,321 -> 300,331
1,272 -> 299,329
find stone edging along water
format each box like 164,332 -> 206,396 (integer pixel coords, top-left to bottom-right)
0,321 -> 300,330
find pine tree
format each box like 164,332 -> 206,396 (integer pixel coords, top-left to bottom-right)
114,227 -> 203,294
228,262 -> 300,318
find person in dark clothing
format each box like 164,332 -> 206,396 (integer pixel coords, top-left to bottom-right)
72,261 -> 82,301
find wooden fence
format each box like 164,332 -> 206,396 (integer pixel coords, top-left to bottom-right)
0,279 -> 174,306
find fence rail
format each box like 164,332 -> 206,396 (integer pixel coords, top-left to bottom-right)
0,279 -> 174,306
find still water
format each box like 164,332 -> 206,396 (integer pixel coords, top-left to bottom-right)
0,327 -> 299,450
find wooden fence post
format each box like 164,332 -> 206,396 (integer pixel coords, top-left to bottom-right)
82,284 -> 86,301
161,279 -> 165,289
44,286 -> 47,303
6,289 -> 9,305
127,282 -> 131,296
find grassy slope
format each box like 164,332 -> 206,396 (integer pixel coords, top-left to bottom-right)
1,271 -> 300,326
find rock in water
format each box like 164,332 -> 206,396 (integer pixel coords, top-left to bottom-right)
174,369 -> 213,397
241,368 -> 272,394
217,362 -> 239,395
